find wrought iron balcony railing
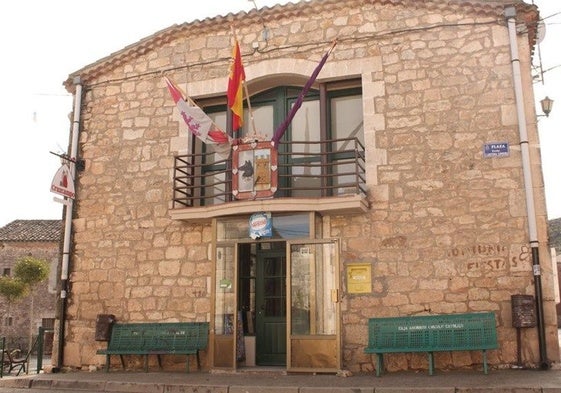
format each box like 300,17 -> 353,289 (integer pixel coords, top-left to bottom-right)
172,137 -> 366,211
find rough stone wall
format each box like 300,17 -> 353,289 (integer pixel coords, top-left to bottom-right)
0,241 -> 58,350
63,0 -> 557,371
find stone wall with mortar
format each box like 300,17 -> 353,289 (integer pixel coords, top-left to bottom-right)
59,0 -> 557,372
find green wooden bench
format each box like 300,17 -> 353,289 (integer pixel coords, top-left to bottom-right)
364,312 -> 498,376
96,322 -> 209,372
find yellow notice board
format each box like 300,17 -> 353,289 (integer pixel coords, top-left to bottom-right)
347,263 -> 371,294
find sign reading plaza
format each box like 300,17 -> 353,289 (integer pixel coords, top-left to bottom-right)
483,142 -> 510,158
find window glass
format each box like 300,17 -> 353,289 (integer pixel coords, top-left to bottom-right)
190,85 -> 364,204
330,94 -> 364,195
243,105 -> 274,140
290,100 -> 321,149
198,111 -> 228,205
331,94 -> 364,145
42,318 -> 55,329
290,242 -> 337,335
288,100 -> 321,196
209,111 -> 227,133
216,213 -> 310,241
214,245 -> 235,335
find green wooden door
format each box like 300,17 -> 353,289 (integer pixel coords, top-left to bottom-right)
255,248 -> 287,365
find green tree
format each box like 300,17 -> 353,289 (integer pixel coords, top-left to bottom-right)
0,275 -> 27,361
0,275 -> 27,320
0,275 -> 27,302
13,256 -> 50,356
13,256 -> 49,287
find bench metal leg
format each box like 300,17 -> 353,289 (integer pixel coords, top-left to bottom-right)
144,355 -> 149,372
428,352 -> 434,376
156,354 -> 163,371
483,350 -> 488,374
119,355 -> 126,370
376,354 -> 383,377
104,355 -> 110,372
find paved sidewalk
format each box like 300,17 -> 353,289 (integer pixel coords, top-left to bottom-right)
2,367 -> 561,392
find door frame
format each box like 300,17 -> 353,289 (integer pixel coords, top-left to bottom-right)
209,231 -> 342,373
286,238 -> 341,372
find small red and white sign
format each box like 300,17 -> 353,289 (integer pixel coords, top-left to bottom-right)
50,164 -> 75,199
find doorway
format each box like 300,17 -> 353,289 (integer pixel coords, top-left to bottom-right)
255,246 -> 286,365
212,215 -> 341,372
238,242 -> 287,366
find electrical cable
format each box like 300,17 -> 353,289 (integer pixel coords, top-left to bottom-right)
84,19 -> 502,90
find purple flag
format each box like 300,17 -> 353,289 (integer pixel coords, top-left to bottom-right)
271,41 -> 337,146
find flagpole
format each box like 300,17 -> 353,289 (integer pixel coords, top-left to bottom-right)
271,39 -> 337,146
243,81 -> 258,137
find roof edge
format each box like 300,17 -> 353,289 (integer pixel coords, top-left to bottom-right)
63,0 -> 538,92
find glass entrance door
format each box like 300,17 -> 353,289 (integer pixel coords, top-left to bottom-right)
287,240 -> 341,372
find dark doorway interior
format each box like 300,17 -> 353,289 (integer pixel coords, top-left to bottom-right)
238,242 -> 286,366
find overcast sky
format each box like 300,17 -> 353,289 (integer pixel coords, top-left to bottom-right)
0,0 -> 559,228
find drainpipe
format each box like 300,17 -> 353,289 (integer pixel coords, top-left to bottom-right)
55,76 -> 83,371
505,6 -> 549,370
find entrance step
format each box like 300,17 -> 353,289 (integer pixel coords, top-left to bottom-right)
211,367 -> 287,376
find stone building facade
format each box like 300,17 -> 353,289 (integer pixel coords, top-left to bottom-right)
58,0 -> 558,373
0,220 -> 60,351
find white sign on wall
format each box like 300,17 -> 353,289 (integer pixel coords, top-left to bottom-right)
50,164 -> 75,199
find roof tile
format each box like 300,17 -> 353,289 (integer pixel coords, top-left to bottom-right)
0,220 -> 62,242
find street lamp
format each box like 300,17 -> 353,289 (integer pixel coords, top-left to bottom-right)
540,96 -> 553,117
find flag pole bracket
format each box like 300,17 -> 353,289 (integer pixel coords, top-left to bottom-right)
50,151 -> 86,172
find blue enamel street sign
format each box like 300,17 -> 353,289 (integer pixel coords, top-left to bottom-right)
483,142 -> 509,158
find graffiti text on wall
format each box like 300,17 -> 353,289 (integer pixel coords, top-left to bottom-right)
447,244 -> 530,271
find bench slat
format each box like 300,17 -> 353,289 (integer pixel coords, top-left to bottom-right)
365,312 -> 498,376
96,322 -> 209,372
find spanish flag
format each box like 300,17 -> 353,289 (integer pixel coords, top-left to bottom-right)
227,38 -> 246,132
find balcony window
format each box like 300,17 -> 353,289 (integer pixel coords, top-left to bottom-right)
173,82 -> 366,211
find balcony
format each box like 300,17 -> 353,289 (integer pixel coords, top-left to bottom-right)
170,137 -> 369,221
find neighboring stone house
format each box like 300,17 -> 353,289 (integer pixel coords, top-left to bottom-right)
548,218 -> 561,325
57,0 -> 558,374
0,220 -> 60,351
548,219 -> 561,260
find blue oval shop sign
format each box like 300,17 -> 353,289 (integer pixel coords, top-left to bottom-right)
249,212 -> 272,239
